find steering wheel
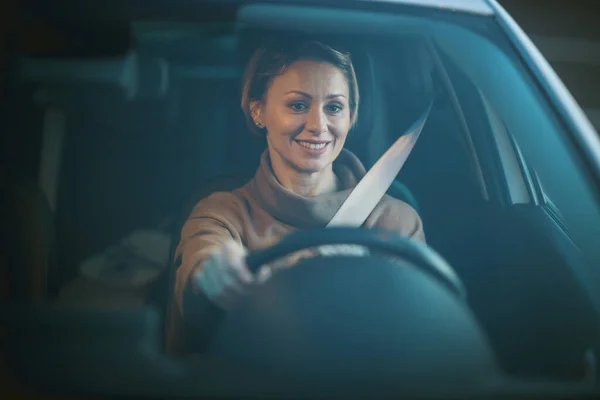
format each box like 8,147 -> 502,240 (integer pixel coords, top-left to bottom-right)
246,227 -> 466,299
203,228 -> 496,391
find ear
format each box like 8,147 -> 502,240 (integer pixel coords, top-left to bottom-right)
250,100 -> 264,127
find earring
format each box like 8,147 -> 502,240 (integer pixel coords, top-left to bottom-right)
256,121 -> 264,128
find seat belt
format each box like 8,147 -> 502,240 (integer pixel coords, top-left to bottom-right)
327,102 -> 433,227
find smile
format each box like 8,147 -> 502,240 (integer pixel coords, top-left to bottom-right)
295,140 -> 329,150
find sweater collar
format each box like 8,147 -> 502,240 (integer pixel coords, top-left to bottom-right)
246,149 -> 367,229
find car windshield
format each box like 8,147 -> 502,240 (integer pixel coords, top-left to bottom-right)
3,1 -> 600,396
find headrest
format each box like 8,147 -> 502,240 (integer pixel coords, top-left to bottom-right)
136,54 -> 170,99
17,51 -> 169,104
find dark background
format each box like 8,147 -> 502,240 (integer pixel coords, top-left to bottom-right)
500,0 -> 600,129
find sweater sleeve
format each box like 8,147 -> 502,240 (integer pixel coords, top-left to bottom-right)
173,193 -> 244,313
166,193 -> 244,354
368,196 -> 426,243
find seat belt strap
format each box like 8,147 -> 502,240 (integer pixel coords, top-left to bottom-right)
327,102 -> 433,228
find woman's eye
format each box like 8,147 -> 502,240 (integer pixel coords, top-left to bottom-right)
326,104 -> 343,113
289,102 -> 308,112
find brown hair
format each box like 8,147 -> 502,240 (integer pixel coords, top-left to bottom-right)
241,40 -> 360,135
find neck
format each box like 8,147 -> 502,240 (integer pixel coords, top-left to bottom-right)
269,150 -> 338,197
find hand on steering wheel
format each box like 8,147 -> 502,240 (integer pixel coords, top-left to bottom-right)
203,228 -> 477,387
245,228 -> 466,299
194,228 -> 465,310
192,239 -> 272,310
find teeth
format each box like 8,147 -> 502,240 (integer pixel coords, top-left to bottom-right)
297,141 -> 327,150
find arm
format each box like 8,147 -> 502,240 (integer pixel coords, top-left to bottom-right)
174,215 -> 241,314
166,195 -> 246,354
368,197 -> 426,243
358,198 -> 426,267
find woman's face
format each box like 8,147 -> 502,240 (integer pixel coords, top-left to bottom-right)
254,60 -> 352,174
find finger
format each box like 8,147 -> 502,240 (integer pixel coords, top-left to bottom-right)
223,241 -> 254,285
198,252 -> 225,302
256,264 -> 273,284
206,248 -> 242,310
196,260 -> 219,301
215,242 -> 252,307
208,247 -> 244,308
219,262 -> 247,301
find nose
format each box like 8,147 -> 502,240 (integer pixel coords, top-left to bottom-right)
306,106 -> 328,135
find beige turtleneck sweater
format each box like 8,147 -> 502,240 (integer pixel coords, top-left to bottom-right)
167,148 -> 424,352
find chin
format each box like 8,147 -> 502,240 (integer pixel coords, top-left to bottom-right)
292,158 -> 330,174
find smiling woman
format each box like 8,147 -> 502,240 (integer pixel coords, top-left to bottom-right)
253,60 -> 352,190
243,41 -> 358,194
167,39 -> 425,353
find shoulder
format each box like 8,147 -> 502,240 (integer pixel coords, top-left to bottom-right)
183,173 -> 253,220
369,195 -> 426,242
377,195 -> 421,223
188,190 -> 247,222
178,190 -> 250,245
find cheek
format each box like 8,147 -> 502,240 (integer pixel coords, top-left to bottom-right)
266,111 -> 305,138
331,116 -> 351,141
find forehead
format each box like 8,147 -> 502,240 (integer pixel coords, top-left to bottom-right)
267,59 -> 349,97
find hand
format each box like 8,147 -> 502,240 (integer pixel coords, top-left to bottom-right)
192,239 -> 272,310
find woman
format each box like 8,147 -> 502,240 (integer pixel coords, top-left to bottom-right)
167,40 -> 425,352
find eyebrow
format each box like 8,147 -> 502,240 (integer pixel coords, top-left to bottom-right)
285,90 -> 347,99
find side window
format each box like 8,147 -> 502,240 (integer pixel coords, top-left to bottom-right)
486,91 -> 600,281
512,128 -> 600,256
480,90 -> 593,245
479,92 -> 532,205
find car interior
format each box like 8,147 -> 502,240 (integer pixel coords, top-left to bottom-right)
2,1 -> 600,397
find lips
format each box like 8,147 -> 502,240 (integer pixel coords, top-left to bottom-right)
295,139 -> 330,150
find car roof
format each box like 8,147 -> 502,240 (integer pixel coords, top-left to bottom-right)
359,0 -> 494,15
25,0 -> 497,23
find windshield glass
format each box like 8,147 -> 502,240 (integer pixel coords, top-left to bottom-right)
434,19 -> 600,292
3,2 -> 600,396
